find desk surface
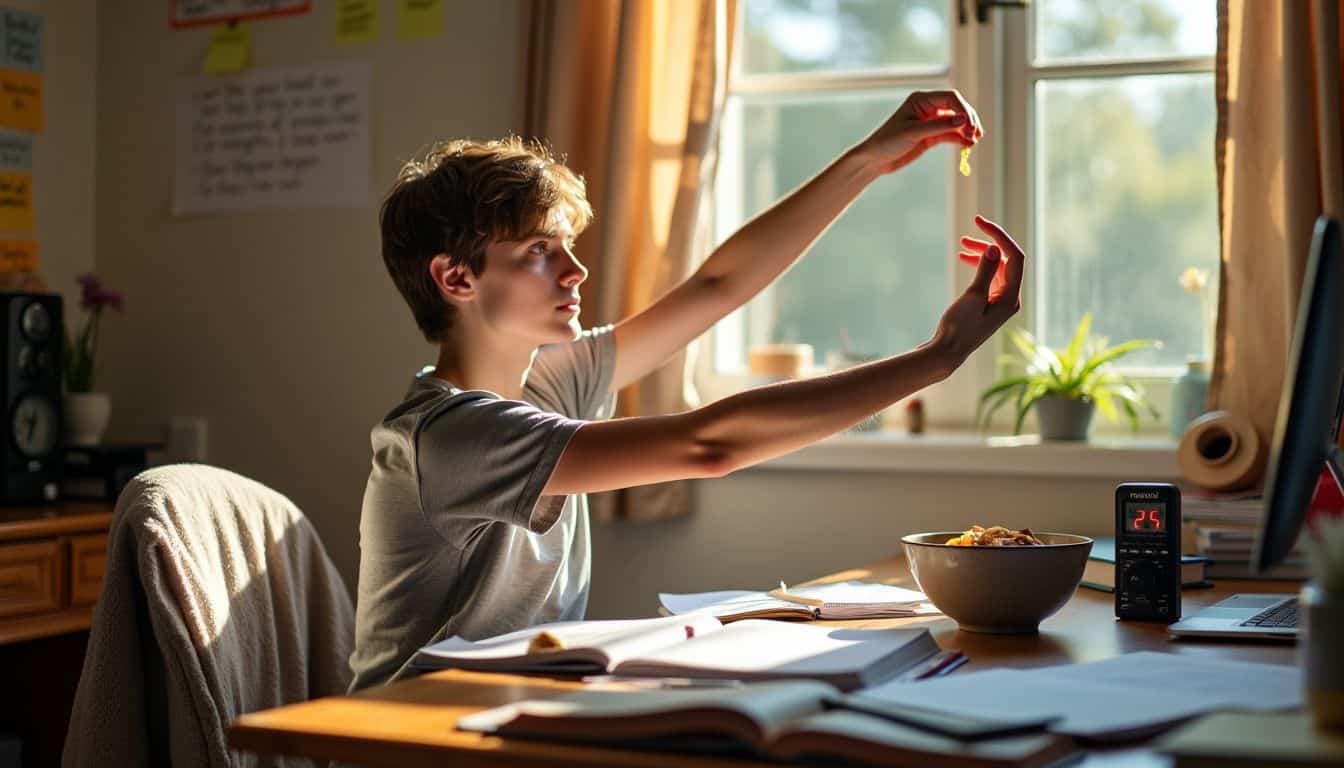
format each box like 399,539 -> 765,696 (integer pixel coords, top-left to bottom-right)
229,557 -> 1299,768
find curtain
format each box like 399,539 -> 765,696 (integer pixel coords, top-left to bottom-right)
1211,0 -> 1344,471
521,0 -> 733,520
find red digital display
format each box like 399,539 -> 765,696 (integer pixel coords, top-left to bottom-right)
1124,502 -> 1166,531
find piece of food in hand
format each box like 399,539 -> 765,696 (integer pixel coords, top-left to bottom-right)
959,146 -> 972,177
946,524 -> 1044,546
526,630 -> 567,653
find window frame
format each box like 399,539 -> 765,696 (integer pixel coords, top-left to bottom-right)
697,1 -> 1216,437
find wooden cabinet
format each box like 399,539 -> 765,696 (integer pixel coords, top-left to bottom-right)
0,503 -> 113,767
0,504 -> 113,646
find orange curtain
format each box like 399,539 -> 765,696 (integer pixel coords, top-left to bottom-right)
1210,0 -> 1344,473
522,0 -> 733,520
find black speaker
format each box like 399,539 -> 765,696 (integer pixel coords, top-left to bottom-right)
0,292 -> 62,503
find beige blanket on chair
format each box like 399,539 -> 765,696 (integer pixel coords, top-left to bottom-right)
63,464 -> 354,767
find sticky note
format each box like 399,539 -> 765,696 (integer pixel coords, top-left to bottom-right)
0,69 -> 42,133
0,170 -> 34,231
0,9 -> 42,74
336,0 -> 379,44
397,0 -> 444,40
0,238 -> 37,272
0,131 -> 32,171
203,23 -> 251,75
959,146 -> 972,176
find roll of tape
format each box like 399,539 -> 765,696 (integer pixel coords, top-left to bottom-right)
1177,410 -> 1267,491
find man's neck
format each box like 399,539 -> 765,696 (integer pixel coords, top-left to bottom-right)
432,335 -> 537,401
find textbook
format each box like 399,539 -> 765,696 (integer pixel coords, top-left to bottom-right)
412,615 -> 943,691
659,580 -> 941,622
456,680 -> 1075,767
1079,537 -> 1211,592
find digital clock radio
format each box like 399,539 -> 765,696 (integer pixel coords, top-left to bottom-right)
1115,482 -> 1181,622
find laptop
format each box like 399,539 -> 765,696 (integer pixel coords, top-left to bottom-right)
1169,216 -> 1344,642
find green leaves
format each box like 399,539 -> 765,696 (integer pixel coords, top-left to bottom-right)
979,312 -> 1162,433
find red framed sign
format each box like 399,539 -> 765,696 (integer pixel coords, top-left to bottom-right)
171,0 -> 311,29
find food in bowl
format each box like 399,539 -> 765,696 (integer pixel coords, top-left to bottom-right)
902,531 -> 1093,634
945,525 -> 1043,547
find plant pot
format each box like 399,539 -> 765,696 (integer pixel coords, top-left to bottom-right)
1034,394 -> 1094,441
1301,582 -> 1344,731
64,392 -> 110,446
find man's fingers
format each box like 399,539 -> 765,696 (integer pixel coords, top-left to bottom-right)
974,215 -> 1025,259
970,245 -> 1000,294
958,251 -> 980,266
960,236 -> 992,252
911,114 -> 969,143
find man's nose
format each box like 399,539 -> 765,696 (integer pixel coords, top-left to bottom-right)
560,251 -> 588,287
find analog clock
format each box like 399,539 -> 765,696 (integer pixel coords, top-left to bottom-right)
12,394 -> 58,457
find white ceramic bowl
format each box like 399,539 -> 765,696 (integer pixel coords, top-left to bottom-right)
901,532 -> 1094,634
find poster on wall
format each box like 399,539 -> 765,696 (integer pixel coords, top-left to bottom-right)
172,0 -> 311,29
173,61 -> 371,214
0,7 -> 42,133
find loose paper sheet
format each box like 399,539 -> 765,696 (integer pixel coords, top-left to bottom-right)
855,651 -> 1300,740
174,61 -> 371,213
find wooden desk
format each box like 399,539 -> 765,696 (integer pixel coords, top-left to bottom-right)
229,556 -> 1299,768
0,501 -> 113,767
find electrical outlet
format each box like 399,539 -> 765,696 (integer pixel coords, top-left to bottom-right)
165,417 -> 208,464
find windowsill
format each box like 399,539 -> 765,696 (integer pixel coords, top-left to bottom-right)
754,429 -> 1181,479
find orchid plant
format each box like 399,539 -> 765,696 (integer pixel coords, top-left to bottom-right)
65,274 -> 124,393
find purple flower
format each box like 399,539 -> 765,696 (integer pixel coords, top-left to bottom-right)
76,274 -> 124,312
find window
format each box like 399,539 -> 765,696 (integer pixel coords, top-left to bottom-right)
704,0 -> 1218,431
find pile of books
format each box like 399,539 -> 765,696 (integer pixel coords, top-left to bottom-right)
1182,489 -> 1308,580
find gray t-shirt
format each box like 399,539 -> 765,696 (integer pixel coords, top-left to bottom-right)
348,326 -> 616,691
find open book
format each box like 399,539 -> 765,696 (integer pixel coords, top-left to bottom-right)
457,680 -> 1075,768
659,580 -> 941,622
412,614 -> 942,691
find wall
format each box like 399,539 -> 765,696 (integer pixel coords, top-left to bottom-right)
96,1 -> 524,588
19,0 -> 97,311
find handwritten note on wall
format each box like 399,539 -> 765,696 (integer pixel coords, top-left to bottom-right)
174,61 -> 371,214
172,0 -> 310,28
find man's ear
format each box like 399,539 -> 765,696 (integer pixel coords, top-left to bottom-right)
429,253 -> 475,303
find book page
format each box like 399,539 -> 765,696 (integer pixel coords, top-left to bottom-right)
415,614 -> 720,671
457,680 -> 838,746
613,620 -> 933,686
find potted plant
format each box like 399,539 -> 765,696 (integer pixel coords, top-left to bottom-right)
64,274 -> 124,446
978,313 -> 1160,440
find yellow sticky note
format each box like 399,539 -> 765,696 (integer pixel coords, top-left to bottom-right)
398,0 -> 444,40
203,23 -> 251,75
959,146 -> 972,177
0,171 -> 34,232
0,238 -> 37,273
0,69 -> 42,133
336,0 -> 379,44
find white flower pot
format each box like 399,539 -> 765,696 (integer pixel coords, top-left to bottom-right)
64,392 -> 110,446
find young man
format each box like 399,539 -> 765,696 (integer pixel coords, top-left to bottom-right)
350,90 -> 1020,690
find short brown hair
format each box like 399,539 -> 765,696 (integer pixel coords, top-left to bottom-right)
380,136 -> 593,342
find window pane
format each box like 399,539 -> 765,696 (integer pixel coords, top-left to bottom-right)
741,0 -> 949,75
715,91 -> 951,371
1034,0 -> 1216,64
1036,74 -> 1218,369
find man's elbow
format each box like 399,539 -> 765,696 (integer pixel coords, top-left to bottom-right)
688,439 -> 740,479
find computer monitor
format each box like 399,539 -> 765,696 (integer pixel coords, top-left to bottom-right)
1255,215 -> 1344,571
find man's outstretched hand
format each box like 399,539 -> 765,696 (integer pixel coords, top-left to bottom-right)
860,90 -> 984,175
930,215 -> 1025,366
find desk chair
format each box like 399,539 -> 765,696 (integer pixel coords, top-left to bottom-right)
63,464 -> 354,768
